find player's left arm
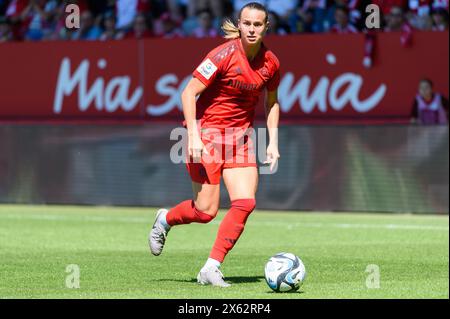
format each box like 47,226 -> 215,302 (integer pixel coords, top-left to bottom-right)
264,88 -> 280,172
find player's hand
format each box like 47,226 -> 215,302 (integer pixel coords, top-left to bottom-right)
189,134 -> 209,163
264,143 -> 280,172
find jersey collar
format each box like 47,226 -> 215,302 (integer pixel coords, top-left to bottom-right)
237,38 -> 265,66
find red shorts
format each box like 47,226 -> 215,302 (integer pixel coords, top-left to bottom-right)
186,129 -> 257,185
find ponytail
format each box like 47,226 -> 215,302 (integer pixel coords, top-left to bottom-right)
221,18 -> 240,39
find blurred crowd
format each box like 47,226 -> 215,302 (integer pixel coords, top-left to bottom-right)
0,0 -> 448,42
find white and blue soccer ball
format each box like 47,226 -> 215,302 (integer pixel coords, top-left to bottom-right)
264,252 -> 306,292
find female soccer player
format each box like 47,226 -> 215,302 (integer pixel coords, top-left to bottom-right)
149,2 -> 281,287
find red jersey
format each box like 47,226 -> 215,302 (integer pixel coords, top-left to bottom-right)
192,38 -> 280,131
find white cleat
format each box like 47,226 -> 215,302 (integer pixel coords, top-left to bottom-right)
197,267 -> 231,288
148,209 -> 170,256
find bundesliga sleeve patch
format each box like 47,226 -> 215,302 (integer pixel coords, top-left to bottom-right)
196,58 -> 218,80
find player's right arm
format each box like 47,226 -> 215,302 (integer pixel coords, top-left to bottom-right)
184,43 -> 228,162
181,77 -> 209,162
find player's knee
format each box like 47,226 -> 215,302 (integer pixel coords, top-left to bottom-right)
231,198 -> 256,215
195,210 -> 215,223
203,205 -> 219,220
193,203 -> 218,222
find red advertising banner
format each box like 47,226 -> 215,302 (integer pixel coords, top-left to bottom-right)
0,32 -> 448,123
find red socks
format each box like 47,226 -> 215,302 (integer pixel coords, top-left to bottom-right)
209,199 -> 256,263
166,200 -> 214,226
166,198 -> 256,264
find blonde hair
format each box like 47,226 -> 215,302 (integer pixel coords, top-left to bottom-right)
221,2 -> 269,40
221,18 -> 240,39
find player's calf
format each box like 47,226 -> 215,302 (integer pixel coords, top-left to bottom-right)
166,200 -> 215,226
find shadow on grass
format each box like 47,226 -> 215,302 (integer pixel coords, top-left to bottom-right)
155,276 -> 265,284
226,276 -> 266,284
153,276 -> 305,295
265,289 -> 305,295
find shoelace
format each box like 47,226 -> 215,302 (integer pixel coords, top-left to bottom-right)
213,269 -> 230,286
215,268 -> 225,280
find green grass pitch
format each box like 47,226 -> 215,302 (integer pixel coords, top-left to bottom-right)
0,205 -> 448,299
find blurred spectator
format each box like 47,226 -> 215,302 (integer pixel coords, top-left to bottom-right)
324,0 -> 363,32
431,7 -> 449,30
412,78 -> 449,124
115,0 -> 150,31
100,10 -> 118,40
175,0 -> 196,36
155,11 -> 184,38
192,9 -> 218,38
267,10 -> 289,35
71,10 -> 102,40
23,0 -> 46,41
165,0 -> 185,25
153,0 -> 184,35
289,6 -> 314,33
5,0 -> 30,40
209,0 -> 226,19
0,0 -> 447,42
187,0 -> 224,19
120,12 -> 153,39
330,5 -> 358,33
432,0 -> 449,10
48,0 -> 89,40
372,0 -> 408,15
384,5 -> 409,31
408,0 -> 432,16
408,13 -> 433,30
182,0 -> 223,35
384,6 -> 414,46
267,0 -> 298,21
347,0 -> 365,26
5,0 -> 27,21
300,0 -> 329,32
22,0 -> 60,41
407,0 -> 434,29
0,15 -> 13,42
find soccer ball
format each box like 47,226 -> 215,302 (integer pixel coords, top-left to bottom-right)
264,252 -> 306,292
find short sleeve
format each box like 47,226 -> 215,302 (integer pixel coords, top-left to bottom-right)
266,69 -> 280,92
192,56 -> 221,87
192,41 -> 237,87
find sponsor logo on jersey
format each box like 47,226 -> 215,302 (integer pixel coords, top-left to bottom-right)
227,79 -> 261,91
197,58 -> 218,80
